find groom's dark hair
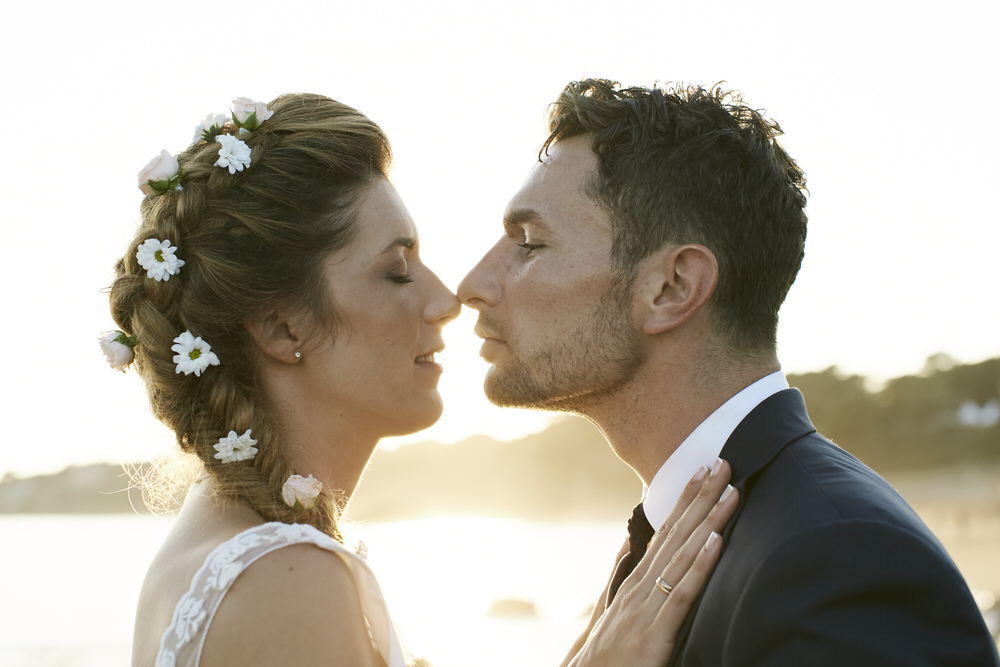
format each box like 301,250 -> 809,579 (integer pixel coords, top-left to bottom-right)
543,79 -> 808,354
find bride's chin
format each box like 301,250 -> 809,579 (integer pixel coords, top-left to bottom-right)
384,395 -> 444,438
412,397 -> 445,433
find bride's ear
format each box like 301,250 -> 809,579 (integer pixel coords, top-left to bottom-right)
246,306 -> 305,364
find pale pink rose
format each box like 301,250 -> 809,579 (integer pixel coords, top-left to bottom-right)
231,97 -> 273,131
282,474 -> 323,509
99,331 -> 134,372
138,150 -> 180,195
191,112 -> 229,145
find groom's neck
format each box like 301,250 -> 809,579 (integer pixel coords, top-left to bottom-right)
580,353 -> 779,486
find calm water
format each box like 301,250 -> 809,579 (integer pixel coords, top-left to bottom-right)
0,515 -> 626,667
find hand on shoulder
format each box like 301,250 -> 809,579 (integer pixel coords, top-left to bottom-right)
200,541 -> 379,667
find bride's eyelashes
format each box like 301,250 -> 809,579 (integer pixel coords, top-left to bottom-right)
386,271 -> 413,284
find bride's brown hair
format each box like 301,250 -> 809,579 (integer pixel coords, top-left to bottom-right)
110,93 -> 391,540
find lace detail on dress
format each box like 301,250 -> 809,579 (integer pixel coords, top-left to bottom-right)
155,522 -> 404,667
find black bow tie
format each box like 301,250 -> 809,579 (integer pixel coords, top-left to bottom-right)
606,502 -> 655,608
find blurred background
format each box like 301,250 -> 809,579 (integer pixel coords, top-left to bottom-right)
1,1 -> 998,665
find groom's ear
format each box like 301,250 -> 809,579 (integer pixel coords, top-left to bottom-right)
246,305 -> 306,364
636,243 -> 718,335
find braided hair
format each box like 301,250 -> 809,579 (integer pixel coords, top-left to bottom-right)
110,93 -> 391,540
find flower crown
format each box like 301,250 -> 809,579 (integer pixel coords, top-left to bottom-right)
138,97 -> 273,198
108,99 -> 274,361
101,100 -> 274,419
100,99 -> 278,465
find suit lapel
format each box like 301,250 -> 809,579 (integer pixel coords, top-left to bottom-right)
665,388 -> 817,666
722,389 -> 816,485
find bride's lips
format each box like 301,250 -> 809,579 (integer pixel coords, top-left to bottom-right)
414,345 -> 445,373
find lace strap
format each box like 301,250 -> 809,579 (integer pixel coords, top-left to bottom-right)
155,522 -> 404,667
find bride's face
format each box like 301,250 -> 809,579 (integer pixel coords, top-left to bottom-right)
301,179 -> 461,436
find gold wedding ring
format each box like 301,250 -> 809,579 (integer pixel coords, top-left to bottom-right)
655,576 -> 674,595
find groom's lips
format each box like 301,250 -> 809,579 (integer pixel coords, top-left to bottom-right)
478,340 -> 506,363
473,324 -> 508,361
474,324 -> 506,344
473,313 -> 506,337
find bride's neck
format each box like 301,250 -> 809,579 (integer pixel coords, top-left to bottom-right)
281,417 -> 379,503
258,359 -> 384,503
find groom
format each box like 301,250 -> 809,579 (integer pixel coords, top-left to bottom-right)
458,79 -> 999,665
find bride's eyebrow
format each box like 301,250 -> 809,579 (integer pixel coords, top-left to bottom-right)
379,237 -> 416,254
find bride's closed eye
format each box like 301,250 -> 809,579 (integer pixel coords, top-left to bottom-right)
386,271 -> 413,284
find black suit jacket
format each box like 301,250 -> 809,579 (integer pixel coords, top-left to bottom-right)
666,388 -> 999,666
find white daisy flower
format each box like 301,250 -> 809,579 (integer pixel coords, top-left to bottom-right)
136,238 -> 185,282
213,429 -> 258,464
192,112 -> 229,145
214,134 -> 251,174
171,331 -> 221,377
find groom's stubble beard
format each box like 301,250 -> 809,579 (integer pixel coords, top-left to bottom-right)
480,278 -> 645,413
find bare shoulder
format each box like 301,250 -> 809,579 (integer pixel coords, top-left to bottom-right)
200,541 -> 378,667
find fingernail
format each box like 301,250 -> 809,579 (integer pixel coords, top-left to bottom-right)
711,457 -> 724,476
706,531 -> 721,550
720,484 -> 735,502
692,465 -> 709,483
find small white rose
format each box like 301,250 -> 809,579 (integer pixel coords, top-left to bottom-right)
214,134 -> 252,174
213,429 -> 258,464
136,238 -> 185,281
138,150 -> 182,195
282,474 -> 323,509
171,331 -> 221,377
98,331 -> 136,372
231,97 -> 273,132
253,101 -> 273,123
192,112 -> 229,145
231,97 -> 256,123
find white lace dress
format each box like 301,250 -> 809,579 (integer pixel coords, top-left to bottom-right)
154,522 -> 405,667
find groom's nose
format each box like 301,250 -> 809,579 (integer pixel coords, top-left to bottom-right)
457,240 -> 503,310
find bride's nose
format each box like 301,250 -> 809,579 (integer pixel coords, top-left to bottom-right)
425,272 -> 461,326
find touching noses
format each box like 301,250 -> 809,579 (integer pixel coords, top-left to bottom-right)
457,243 -> 500,310
425,270 -> 462,326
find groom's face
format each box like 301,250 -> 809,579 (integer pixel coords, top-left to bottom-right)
457,136 -> 643,411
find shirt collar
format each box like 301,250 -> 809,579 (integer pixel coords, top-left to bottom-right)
642,370 -> 788,529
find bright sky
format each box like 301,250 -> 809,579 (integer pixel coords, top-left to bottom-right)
1,1 -> 997,478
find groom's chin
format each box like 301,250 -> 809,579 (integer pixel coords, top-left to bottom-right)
482,366 -> 532,408
482,367 -> 560,411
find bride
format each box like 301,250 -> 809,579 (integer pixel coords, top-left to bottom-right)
106,94 -> 738,667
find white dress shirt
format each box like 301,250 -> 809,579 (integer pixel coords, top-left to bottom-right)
642,370 -> 789,529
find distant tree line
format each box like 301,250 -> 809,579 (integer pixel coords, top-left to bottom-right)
790,355 -> 1000,471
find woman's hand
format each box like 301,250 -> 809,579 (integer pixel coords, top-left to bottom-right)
568,459 -> 739,667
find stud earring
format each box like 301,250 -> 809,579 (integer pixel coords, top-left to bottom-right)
294,351 -> 302,359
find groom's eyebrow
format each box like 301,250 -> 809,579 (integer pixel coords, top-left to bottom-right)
503,208 -> 550,232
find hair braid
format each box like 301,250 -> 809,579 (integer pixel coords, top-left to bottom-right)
110,93 -> 391,539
